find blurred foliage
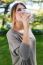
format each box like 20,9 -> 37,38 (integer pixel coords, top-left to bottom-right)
0,14 -> 4,19
33,15 -> 43,24
19,0 -> 29,2
0,10 -> 43,29
0,0 -> 43,31
1,0 -> 43,3
1,0 -> 14,3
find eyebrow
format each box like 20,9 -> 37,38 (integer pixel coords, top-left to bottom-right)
17,7 -> 26,9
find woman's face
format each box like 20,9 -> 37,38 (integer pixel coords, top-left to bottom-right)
16,4 -> 26,21
13,4 -> 26,30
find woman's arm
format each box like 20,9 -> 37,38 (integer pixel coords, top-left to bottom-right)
19,12 -> 31,45
19,22 -> 31,60
22,22 -> 29,45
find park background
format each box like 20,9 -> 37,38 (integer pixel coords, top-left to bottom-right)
0,0 -> 43,65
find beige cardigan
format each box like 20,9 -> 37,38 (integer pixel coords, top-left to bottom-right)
6,29 -> 37,65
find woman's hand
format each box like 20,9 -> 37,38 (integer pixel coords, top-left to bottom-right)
16,11 -> 31,29
16,11 -> 31,23
18,12 -> 31,28
19,12 -> 30,44
21,13 -> 30,21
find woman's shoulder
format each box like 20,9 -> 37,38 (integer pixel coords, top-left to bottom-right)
6,29 -> 13,36
6,29 -> 19,40
6,29 -> 16,38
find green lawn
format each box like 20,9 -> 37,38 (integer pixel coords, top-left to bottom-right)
0,36 -> 12,65
0,34 -> 43,65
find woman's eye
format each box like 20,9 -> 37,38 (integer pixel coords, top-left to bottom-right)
17,8 -> 22,11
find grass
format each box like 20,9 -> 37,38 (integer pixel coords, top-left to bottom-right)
0,36 -> 12,65
36,35 -> 43,65
0,34 -> 43,65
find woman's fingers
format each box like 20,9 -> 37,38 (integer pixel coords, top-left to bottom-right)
17,11 -> 31,23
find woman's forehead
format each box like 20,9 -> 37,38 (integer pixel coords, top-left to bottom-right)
16,4 -> 25,9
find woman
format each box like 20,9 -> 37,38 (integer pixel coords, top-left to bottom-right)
6,1 -> 37,65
